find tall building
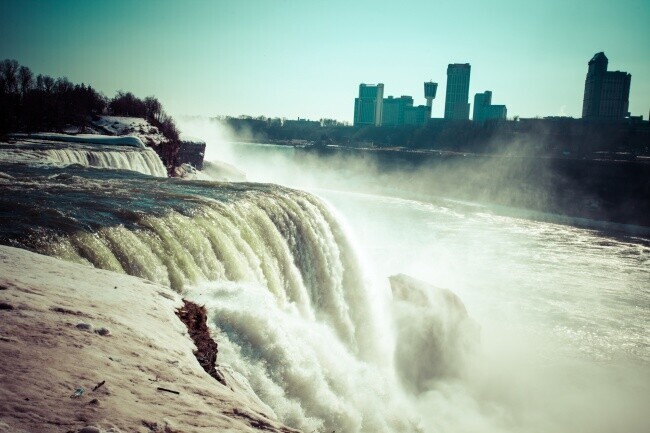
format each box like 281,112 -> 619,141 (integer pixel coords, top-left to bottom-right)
354,83 -> 431,127
354,83 -> 384,126
382,96 -> 413,126
403,105 -> 431,125
473,91 -> 492,120
444,64 -> 471,120
473,91 -> 507,122
582,52 -> 631,120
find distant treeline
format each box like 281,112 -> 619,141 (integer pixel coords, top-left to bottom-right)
217,116 -> 650,157
0,59 -> 178,142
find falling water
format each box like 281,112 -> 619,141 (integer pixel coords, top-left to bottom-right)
0,140 -> 167,177
1,147 -> 648,432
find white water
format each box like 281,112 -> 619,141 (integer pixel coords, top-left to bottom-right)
16,178 -> 418,431
4,124 -> 649,432
44,147 -> 167,177
0,140 -> 167,177
177,121 -> 650,432
25,167 -> 647,432
318,189 -> 650,433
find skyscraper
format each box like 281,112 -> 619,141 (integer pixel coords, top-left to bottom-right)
382,95 -> 413,126
473,91 -> 507,122
354,83 -> 384,126
582,52 -> 631,120
444,64 -> 471,120
378,95 -> 430,127
473,91 -> 492,121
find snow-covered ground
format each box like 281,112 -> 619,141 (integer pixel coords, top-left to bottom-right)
92,116 -> 167,147
0,245 -> 297,433
179,134 -> 206,146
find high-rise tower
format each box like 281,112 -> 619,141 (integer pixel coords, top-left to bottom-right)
354,83 -> 384,126
582,52 -> 631,120
444,64 -> 471,120
473,91 -> 507,122
424,81 -> 438,115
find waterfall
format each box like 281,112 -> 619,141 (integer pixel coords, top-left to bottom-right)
3,143 -> 648,433
44,147 -> 168,177
0,165 -> 452,432
29,188 -> 381,358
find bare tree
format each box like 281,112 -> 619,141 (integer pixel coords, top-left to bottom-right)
54,77 -> 73,93
144,96 -> 162,122
36,74 -> 55,93
18,65 -> 33,98
0,59 -> 19,93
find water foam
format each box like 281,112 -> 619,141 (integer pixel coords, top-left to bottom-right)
0,142 -> 167,177
44,147 -> 167,177
0,165 -> 477,432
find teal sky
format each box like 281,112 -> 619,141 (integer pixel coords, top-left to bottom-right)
1,0 -> 649,121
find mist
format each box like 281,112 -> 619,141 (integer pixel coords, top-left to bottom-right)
176,117 -> 577,224
177,117 -> 650,433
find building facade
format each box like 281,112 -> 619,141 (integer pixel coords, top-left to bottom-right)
380,95 -> 430,126
473,91 -> 507,122
354,83 -> 384,126
403,105 -> 431,125
382,96 -> 413,126
444,63 -> 471,120
582,52 -> 631,120
354,83 -> 430,127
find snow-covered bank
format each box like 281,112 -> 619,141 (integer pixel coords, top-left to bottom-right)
0,245 -> 297,433
92,116 -> 167,147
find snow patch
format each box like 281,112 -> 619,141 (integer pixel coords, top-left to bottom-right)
92,116 -> 167,147
180,134 -> 207,145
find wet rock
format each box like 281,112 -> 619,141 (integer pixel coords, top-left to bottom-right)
95,327 -> 111,336
76,323 -> 93,331
51,306 -> 82,315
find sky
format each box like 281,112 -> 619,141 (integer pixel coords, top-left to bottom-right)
1,0 -> 649,122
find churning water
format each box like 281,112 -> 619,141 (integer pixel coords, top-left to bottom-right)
0,139 -> 167,177
1,139 -> 648,432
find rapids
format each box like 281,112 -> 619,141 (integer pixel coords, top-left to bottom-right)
0,139 -> 167,177
1,139 -> 649,432
0,162 -> 419,431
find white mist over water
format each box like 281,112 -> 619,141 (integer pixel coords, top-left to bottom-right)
321,191 -> 650,433
177,118 -> 650,432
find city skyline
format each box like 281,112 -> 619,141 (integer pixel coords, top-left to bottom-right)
1,0 -> 648,122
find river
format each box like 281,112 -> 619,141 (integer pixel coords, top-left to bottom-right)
1,137 -> 648,432
225,141 -> 650,432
